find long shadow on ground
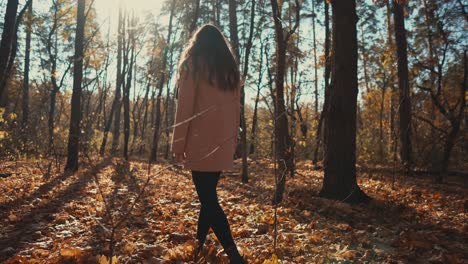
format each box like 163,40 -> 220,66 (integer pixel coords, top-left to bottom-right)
0,157 -> 112,262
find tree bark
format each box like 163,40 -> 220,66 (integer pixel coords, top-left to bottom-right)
64,0 -> 86,172
312,0 -> 318,115
150,0 -> 175,162
0,0 -> 19,104
111,7 -> 125,154
319,0 -> 370,203
422,0 -> 439,172
393,0 -> 413,172
249,41 -> 265,155
189,0 -> 201,34
123,15 -> 136,160
233,0 -> 253,183
21,0 -> 32,128
379,85 -> 386,163
270,0 -> 298,204
313,0 -> 330,167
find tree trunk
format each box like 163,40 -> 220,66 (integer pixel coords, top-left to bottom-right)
249,42 -> 264,155
270,0 -> 296,204
164,36 -> 176,160
150,0 -> 175,162
21,0 -> 32,127
421,0 -> 438,171
99,86 -> 118,156
0,0 -> 19,104
436,51 -> 467,182
319,0 -> 369,203
312,0 -> 318,115
386,0 -> 397,161
48,88 -> 57,150
111,7 -> 125,154
64,0 -> 86,172
360,24 -> 370,93
232,0 -> 253,183
189,0 -> 201,33
393,0 -> 413,172
123,16 -> 136,160
313,0 -> 330,167
379,86 -> 385,163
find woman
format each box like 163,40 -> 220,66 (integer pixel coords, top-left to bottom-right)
171,24 -> 246,263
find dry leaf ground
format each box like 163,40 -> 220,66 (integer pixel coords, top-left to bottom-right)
0,157 -> 466,263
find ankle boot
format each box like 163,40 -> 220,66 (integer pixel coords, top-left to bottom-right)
225,246 -> 247,264
193,239 -> 204,261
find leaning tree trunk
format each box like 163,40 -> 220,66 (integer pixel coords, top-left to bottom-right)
393,0 -> 412,172
319,0 -> 370,203
0,0 -> 19,104
64,0 -> 86,172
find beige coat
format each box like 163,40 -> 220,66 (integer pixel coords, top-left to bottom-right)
171,65 -> 240,172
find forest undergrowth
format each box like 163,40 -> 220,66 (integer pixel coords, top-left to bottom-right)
0,158 -> 466,263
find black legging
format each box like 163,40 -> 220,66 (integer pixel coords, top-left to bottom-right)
191,170 -> 236,250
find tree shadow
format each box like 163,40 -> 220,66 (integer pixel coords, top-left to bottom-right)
283,181 -> 467,262
0,157 -> 112,262
85,160 -> 157,258
215,158 -> 468,262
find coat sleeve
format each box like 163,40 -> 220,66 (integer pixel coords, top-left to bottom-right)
171,67 -> 196,154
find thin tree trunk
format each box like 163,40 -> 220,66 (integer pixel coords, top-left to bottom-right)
360,24 -> 370,93
393,0 -> 413,172
21,0 -> 32,127
422,0 -> 439,173
150,0 -> 175,162
379,86 -> 385,163
48,89 -> 57,149
123,15 -> 135,160
270,0 -> 298,204
249,41 -> 265,155
313,0 -> 330,167
164,33 -> 176,160
319,0 -> 369,203
233,0 -> 254,183
111,7 -> 125,154
312,0 -> 318,115
189,0 -> 201,33
387,0 -> 398,165
64,0 -> 86,172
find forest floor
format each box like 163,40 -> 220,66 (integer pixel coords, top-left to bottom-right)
0,157 -> 467,264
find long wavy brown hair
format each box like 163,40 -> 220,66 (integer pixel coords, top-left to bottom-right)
178,24 -> 240,91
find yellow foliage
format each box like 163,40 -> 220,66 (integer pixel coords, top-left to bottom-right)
98,255 -> 119,264
8,113 -> 16,121
263,254 -> 281,264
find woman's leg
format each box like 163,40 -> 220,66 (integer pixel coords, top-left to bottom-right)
191,170 -> 217,244
191,171 -> 244,262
